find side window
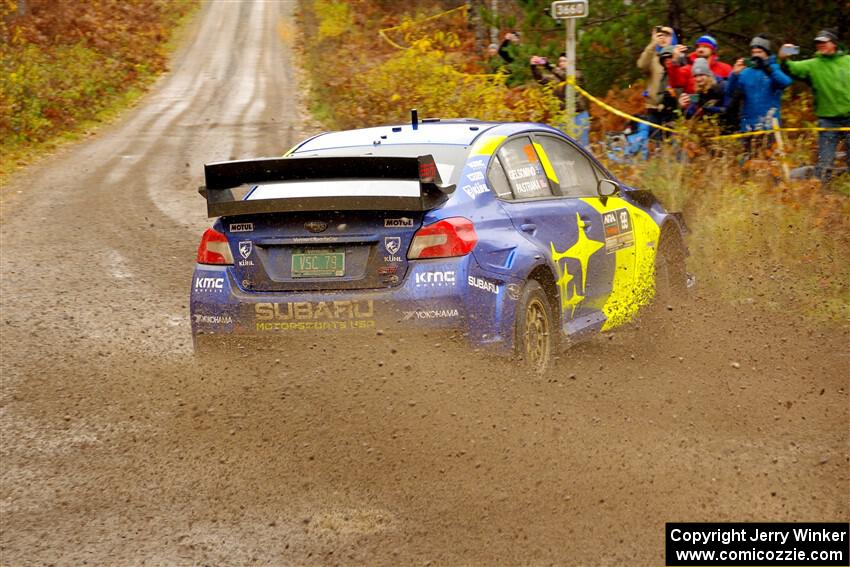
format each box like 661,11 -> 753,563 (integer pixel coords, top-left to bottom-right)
497,136 -> 553,199
535,135 -> 599,198
487,156 -> 513,200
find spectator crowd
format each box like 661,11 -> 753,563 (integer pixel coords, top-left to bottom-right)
489,26 -> 850,185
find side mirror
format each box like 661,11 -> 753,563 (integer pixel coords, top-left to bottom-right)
597,179 -> 619,198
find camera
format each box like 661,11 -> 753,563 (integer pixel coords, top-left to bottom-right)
781,45 -> 800,56
655,25 -> 663,33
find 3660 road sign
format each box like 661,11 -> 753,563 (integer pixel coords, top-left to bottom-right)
551,0 -> 588,19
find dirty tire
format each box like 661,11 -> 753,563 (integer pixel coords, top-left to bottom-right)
515,280 -> 555,374
654,228 -> 689,305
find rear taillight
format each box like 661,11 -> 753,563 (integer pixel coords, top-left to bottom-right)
407,217 -> 478,259
197,228 -> 234,265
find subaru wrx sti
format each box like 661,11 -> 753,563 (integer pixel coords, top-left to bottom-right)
191,119 -> 688,371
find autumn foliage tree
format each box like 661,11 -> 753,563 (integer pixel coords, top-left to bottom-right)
0,0 -> 196,152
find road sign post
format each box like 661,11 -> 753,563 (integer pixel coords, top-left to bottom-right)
550,0 -> 588,139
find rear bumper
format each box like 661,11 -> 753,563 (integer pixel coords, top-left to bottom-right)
190,256 -> 519,353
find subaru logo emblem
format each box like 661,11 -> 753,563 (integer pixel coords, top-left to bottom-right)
305,221 -> 328,233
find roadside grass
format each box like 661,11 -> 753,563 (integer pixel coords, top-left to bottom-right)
616,145 -> 850,323
0,0 -> 199,187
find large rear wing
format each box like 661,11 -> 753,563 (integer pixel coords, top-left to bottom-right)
199,155 -> 455,218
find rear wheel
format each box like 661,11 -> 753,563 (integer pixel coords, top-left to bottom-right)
515,280 -> 555,373
654,228 -> 689,304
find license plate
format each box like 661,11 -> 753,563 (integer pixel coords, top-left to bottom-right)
291,249 -> 345,277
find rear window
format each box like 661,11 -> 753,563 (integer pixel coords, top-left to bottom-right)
291,144 -> 468,187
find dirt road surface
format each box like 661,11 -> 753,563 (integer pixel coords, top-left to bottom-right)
1,2 -> 847,566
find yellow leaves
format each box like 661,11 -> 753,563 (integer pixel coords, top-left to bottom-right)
330,39 -> 562,130
315,0 -> 353,41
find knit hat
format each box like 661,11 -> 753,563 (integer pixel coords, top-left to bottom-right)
658,45 -> 676,60
750,35 -> 772,54
691,57 -> 711,76
695,35 -> 718,51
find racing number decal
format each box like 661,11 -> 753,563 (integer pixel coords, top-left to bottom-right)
602,208 -> 635,253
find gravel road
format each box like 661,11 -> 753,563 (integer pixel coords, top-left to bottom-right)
1,2 -> 847,565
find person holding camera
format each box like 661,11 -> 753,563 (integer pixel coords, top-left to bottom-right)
637,25 -> 677,123
677,58 -> 727,121
725,35 -> 792,132
498,31 -> 520,64
780,29 -> 850,184
667,35 -> 732,94
530,53 -> 590,146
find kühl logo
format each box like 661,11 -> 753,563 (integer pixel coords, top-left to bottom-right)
239,241 -> 253,259
384,237 -> 401,256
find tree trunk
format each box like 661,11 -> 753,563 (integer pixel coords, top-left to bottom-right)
667,0 -> 683,37
469,0 -> 488,52
835,0 -> 850,42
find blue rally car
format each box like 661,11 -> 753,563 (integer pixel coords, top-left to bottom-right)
191,118 -> 688,371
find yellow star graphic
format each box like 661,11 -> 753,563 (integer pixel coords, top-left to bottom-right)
562,284 -> 585,318
551,242 -> 586,318
552,243 -> 573,305
549,214 -> 604,318
562,213 -> 604,294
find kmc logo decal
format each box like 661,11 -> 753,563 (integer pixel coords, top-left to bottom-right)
239,241 -> 253,259
384,237 -> 401,256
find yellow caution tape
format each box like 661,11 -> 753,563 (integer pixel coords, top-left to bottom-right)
565,77 -> 680,133
378,22 -> 850,139
565,77 -> 850,139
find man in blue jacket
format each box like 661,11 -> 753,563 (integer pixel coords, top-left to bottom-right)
725,35 -> 793,132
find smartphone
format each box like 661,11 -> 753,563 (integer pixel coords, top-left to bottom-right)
780,45 -> 800,56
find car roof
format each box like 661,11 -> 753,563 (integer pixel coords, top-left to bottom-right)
293,119 -> 504,153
